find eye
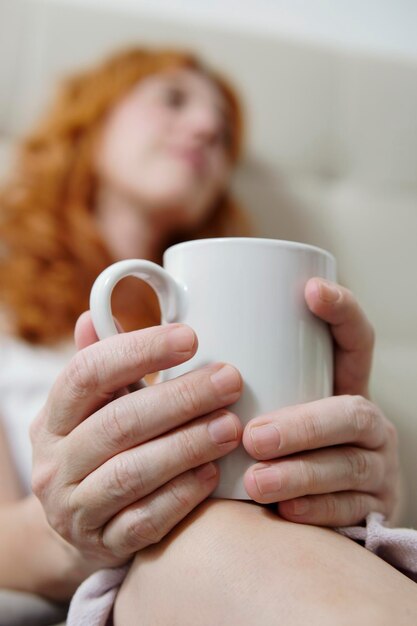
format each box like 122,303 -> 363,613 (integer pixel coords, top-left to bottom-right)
163,86 -> 187,109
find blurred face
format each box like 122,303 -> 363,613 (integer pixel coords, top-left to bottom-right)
95,67 -> 234,230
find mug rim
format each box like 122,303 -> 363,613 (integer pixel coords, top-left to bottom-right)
164,237 -> 335,263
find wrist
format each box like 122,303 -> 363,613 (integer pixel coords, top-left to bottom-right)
16,496 -> 97,600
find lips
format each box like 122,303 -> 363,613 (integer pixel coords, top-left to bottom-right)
170,145 -> 208,175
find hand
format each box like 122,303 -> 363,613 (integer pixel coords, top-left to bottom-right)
242,278 -> 400,527
31,314 -> 242,567
9,495 -> 100,600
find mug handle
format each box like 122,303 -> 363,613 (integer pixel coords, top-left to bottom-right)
90,259 -> 185,387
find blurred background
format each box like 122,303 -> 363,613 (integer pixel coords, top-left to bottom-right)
1,0 -> 416,524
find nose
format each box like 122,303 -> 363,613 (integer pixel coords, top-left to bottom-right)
185,103 -> 223,146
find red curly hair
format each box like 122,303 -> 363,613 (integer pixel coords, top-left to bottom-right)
0,47 -> 252,345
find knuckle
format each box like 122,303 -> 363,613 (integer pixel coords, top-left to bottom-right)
324,494 -> 339,520
49,507 -> 73,541
344,447 -> 372,488
299,459 -> 320,492
66,492 -> 103,547
130,327 -> 166,370
350,395 -> 377,438
66,350 -> 99,400
65,490 -> 83,526
43,491 -> 75,541
100,401 -> 133,451
168,476 -> 194,512
31,463 -> 56,500
353,494 -> 369,522
129,333 -> 152,369
177,427 -> 204,466
108,454 -> 145,500
297,412 -> 323,449
124,507 -> 164,549
172,376 -> 202,416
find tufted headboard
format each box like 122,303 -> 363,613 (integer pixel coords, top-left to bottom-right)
1,0 -> 417,526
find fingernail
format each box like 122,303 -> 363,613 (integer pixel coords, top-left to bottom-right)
250,424 -> 280,455
195,462 -> 218,482
210,364 -> 241,402
253,465 -> 282,495
318,280 -> 342,304
208,412 -> 239,444
168,325 -> 196,353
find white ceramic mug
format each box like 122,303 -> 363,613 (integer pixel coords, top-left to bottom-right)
90,237 -> 336,500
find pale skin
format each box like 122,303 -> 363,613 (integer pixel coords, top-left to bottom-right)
32,280 -> 402,552
114,501 -> 417,626
0,66 -> 235,598
32,291 -> 416,624
1,64 -> 414,618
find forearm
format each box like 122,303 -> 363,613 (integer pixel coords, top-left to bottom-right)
0,495 -> 95,600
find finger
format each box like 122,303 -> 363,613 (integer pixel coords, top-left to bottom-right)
277,491 -> 385,527
305,278 -> 374,396
74,311 -> 124,350
69,409 -> 241,528
64,362 -> 243,478
74,312 -> 133,398
44,324 -> 199,435
243,445 -> 384,504
101,462 -> 220,559
243,395 -> 386,461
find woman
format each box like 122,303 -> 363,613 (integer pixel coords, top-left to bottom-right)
0,47 -> 415,623
0,45 -> 249,602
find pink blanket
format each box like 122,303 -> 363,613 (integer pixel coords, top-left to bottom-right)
67,512 -> 417,626
67,565 -> 129,626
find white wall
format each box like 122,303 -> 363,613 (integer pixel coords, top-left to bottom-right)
34,0 -> 417,60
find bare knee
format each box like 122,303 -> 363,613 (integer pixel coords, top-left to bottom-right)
114,498 -> 417,626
